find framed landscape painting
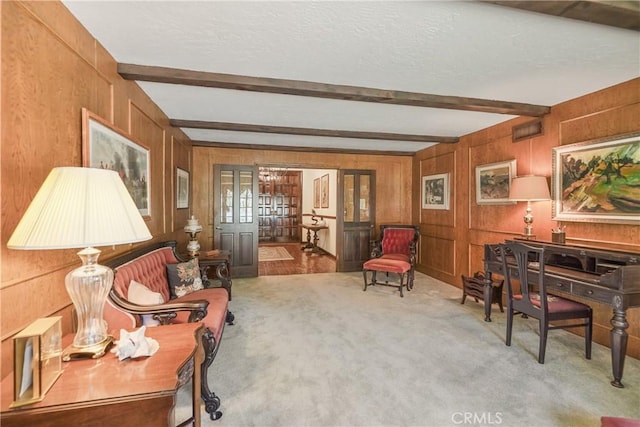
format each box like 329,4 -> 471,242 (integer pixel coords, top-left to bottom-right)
82,108 -> 150,218
476,160 -> 516,205
422,173 -> 449,210
552,133 -> 640,225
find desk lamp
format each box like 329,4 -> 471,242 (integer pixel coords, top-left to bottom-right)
509,175 -> 550,237
8,167 -> 152,360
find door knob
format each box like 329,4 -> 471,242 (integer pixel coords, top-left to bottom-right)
215,226 -> 222,230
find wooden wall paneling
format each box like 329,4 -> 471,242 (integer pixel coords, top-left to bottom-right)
172,132 -> 193,246
559,102 -> 640,147
129,102 -> 168,235
419,233 -> 456,280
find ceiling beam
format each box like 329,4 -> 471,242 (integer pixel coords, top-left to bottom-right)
119,63 -> 549,117
191,140 -> 417,156
485,1 -> 640,31
170,119 -> 459,144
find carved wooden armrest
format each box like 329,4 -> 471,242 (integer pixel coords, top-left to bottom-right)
109,290 -> 210,325
370,240 -> 382,258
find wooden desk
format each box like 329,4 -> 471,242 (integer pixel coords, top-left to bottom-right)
484,240 -> 640,388
1,323 -> 204,427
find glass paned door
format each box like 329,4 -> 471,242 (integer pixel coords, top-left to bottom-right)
214,165 -> 259,277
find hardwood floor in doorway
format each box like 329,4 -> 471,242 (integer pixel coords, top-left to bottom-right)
259,243 -> 336,276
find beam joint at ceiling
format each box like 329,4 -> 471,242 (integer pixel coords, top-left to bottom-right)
119,63 -> 550,117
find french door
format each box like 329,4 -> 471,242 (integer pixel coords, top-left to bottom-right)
213,165 -> 259,277
336,170 -> 375,272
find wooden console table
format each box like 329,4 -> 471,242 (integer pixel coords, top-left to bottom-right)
301,224 -> 329,253
1,323 -> 204,427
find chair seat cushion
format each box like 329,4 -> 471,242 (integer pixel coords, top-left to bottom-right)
363,256 -> 411,274
379,253 -> 410,263
173,288 -> 229,342
514,293 -> 591,314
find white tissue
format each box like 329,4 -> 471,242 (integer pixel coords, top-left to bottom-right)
111,326 -> 159,361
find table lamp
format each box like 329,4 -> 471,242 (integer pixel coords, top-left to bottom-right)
8,167 -> 152,360
184,215 -> 203,257
509,175 -> 550,237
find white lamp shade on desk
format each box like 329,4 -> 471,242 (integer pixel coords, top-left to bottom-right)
509,175 -> 551,202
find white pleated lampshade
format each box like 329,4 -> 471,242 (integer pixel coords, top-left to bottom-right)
8,167 -> 152,249
509,175 -> 550,201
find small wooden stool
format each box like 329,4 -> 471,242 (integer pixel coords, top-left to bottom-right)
461,272 -> 504,313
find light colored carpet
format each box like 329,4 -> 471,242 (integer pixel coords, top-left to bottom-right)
259,246 -> 294,262
176,272 -> 640,426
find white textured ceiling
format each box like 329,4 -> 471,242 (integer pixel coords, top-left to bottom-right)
62,1 -> 640,153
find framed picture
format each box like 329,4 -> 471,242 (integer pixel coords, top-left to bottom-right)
176,167 -> 189,209
422,173 -> 450,210
82,108 -> 150,218
476,160 -> 517,205
313,178 -> 321,208
552,132 -> 640,225
321,174 -> 329,208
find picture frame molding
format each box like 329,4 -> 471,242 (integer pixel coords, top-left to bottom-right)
422,173 -> 450,210
475,159 -> 517,205
176,167 -> 189,209
82,108 -> 151,218
552,132 -> 640,225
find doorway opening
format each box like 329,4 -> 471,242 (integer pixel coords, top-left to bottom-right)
258,166 -> 336,276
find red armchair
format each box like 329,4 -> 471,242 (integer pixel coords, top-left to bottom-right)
363,225 -> 419,297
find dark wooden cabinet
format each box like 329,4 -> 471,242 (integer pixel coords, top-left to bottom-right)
258,171 -> 301,242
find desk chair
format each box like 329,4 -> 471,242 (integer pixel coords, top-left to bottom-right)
363,225 -> 419,297
500,241 -> 592,364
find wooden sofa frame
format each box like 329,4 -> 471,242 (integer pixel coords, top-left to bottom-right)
105,241 -> 234,420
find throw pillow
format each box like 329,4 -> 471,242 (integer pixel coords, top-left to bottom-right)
166,258 -> 204,298
127,280 -> 165,326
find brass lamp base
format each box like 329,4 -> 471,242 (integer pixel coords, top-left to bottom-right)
62,336 -> 114,361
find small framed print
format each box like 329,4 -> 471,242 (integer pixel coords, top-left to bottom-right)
476,160 -> 517,205
176,167 -> 189,209
12,317 -> 63,408
313,178 -> 321,209
422,173 -> 450,210
321,174 -> 329,208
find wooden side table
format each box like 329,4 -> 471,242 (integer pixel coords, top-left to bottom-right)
198,250 -> 233,299
1,323 -> 204,427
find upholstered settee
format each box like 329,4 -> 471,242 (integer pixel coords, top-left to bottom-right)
105,241 -> 234,420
